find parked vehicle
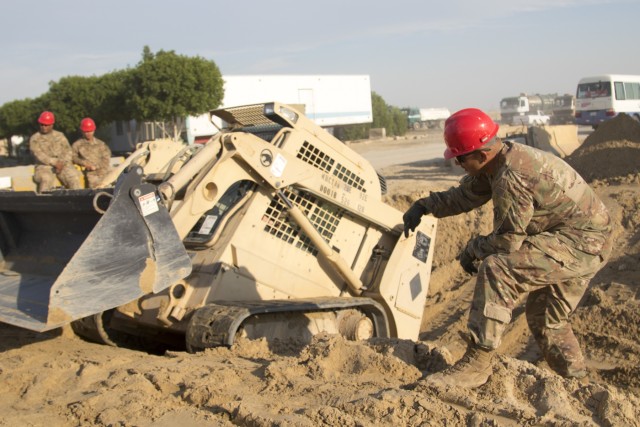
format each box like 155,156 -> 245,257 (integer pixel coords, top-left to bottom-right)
510,111 -> 551,126
401,107 -> 451,130
499,93 -> 555,125
551,94 -> 576,124
575,74 -> 640,128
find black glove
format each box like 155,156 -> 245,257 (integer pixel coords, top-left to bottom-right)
403,202 -> 428,238
458,247 -> 478,275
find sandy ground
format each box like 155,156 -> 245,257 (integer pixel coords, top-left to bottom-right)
1,116 -> 640,426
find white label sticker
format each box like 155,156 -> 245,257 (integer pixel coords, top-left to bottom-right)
270,153 -> 287,178
139,192 -> 159,216
0,176 -> 12,189
198,214 -> 218,234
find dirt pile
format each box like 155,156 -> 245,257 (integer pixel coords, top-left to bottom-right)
1,135 -> 640,426
2,328 -> 639,426
567,113 -> 640,183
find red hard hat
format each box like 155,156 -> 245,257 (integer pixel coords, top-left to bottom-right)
80,118 -> 96,132
38,111 -> 55,125
443,108 -> 499,160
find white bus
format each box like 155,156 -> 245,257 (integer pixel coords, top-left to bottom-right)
575,74 -> 640,127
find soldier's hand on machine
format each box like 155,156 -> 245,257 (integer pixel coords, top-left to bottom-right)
403,202 -> 429,238
458,246 -> 479,275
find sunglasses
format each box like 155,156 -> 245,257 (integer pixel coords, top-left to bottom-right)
455,147 -> 491,164
456,152 -> 474,163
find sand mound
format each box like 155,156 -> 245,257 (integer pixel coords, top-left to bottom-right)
567,113 -> 640,183
1,136 -> 640,426
2,328 -> 638,426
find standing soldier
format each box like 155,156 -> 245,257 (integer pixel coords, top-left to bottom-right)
29,111 -> 81,192
72,118 -> 112,189
403,108 -> 612,388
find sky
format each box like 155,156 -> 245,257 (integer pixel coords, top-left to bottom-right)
1,0 -> 638,113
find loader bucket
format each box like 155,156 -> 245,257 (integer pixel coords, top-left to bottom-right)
0,166 -> 192,332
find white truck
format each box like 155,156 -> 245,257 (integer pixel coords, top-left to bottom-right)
551,93 -> 576,124
510,111 -> 551,126
185,75 -> 373,143
500,93 -> 556,125
401,107 -> 451,130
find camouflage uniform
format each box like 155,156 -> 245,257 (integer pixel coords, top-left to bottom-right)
29,130 -> 81,192
415,141 -> 611,377
72,137 -> 111,188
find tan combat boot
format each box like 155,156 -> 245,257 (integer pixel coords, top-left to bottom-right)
426,343 -> 494,388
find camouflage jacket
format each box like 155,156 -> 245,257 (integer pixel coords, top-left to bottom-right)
416,141 -> 611,260
72,137 -> 111,172
29,130 -> 73,166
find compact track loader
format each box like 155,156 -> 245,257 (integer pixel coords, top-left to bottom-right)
0,102 -> 437,351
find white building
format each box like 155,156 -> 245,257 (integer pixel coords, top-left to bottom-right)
108,74 -> 373,153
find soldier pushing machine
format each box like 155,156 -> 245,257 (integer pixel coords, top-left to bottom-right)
403,108 -> 612,388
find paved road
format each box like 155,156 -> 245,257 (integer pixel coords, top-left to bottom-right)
350,130 -> 445,169
351,126 -> 593,170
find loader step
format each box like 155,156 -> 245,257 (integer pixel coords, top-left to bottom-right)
185,297 -> 389,352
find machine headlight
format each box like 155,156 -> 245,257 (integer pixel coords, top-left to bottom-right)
279,106 -> 299,123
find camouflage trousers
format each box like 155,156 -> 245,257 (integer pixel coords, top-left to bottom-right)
83,169 -> 109,189
468,233 -> 609,377
34,164 -> 81,192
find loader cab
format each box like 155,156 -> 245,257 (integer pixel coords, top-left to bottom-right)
184,179 -> 255,246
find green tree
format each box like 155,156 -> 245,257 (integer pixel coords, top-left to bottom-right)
387,106 -> 409,136
126,46 -> 224,139
371,92 -> 407,135
39,75 -> 107,136
0,71 -> 135,140
0,46 -> 224,142
96,69 -> 134,124
337,92 -> 408,141
0,98 -> 43,138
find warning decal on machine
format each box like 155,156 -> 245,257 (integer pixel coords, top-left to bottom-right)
271,153 -> 287,177
198,215 -> 218,234
412,231 -> 431,263
139,192 -> 159,216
